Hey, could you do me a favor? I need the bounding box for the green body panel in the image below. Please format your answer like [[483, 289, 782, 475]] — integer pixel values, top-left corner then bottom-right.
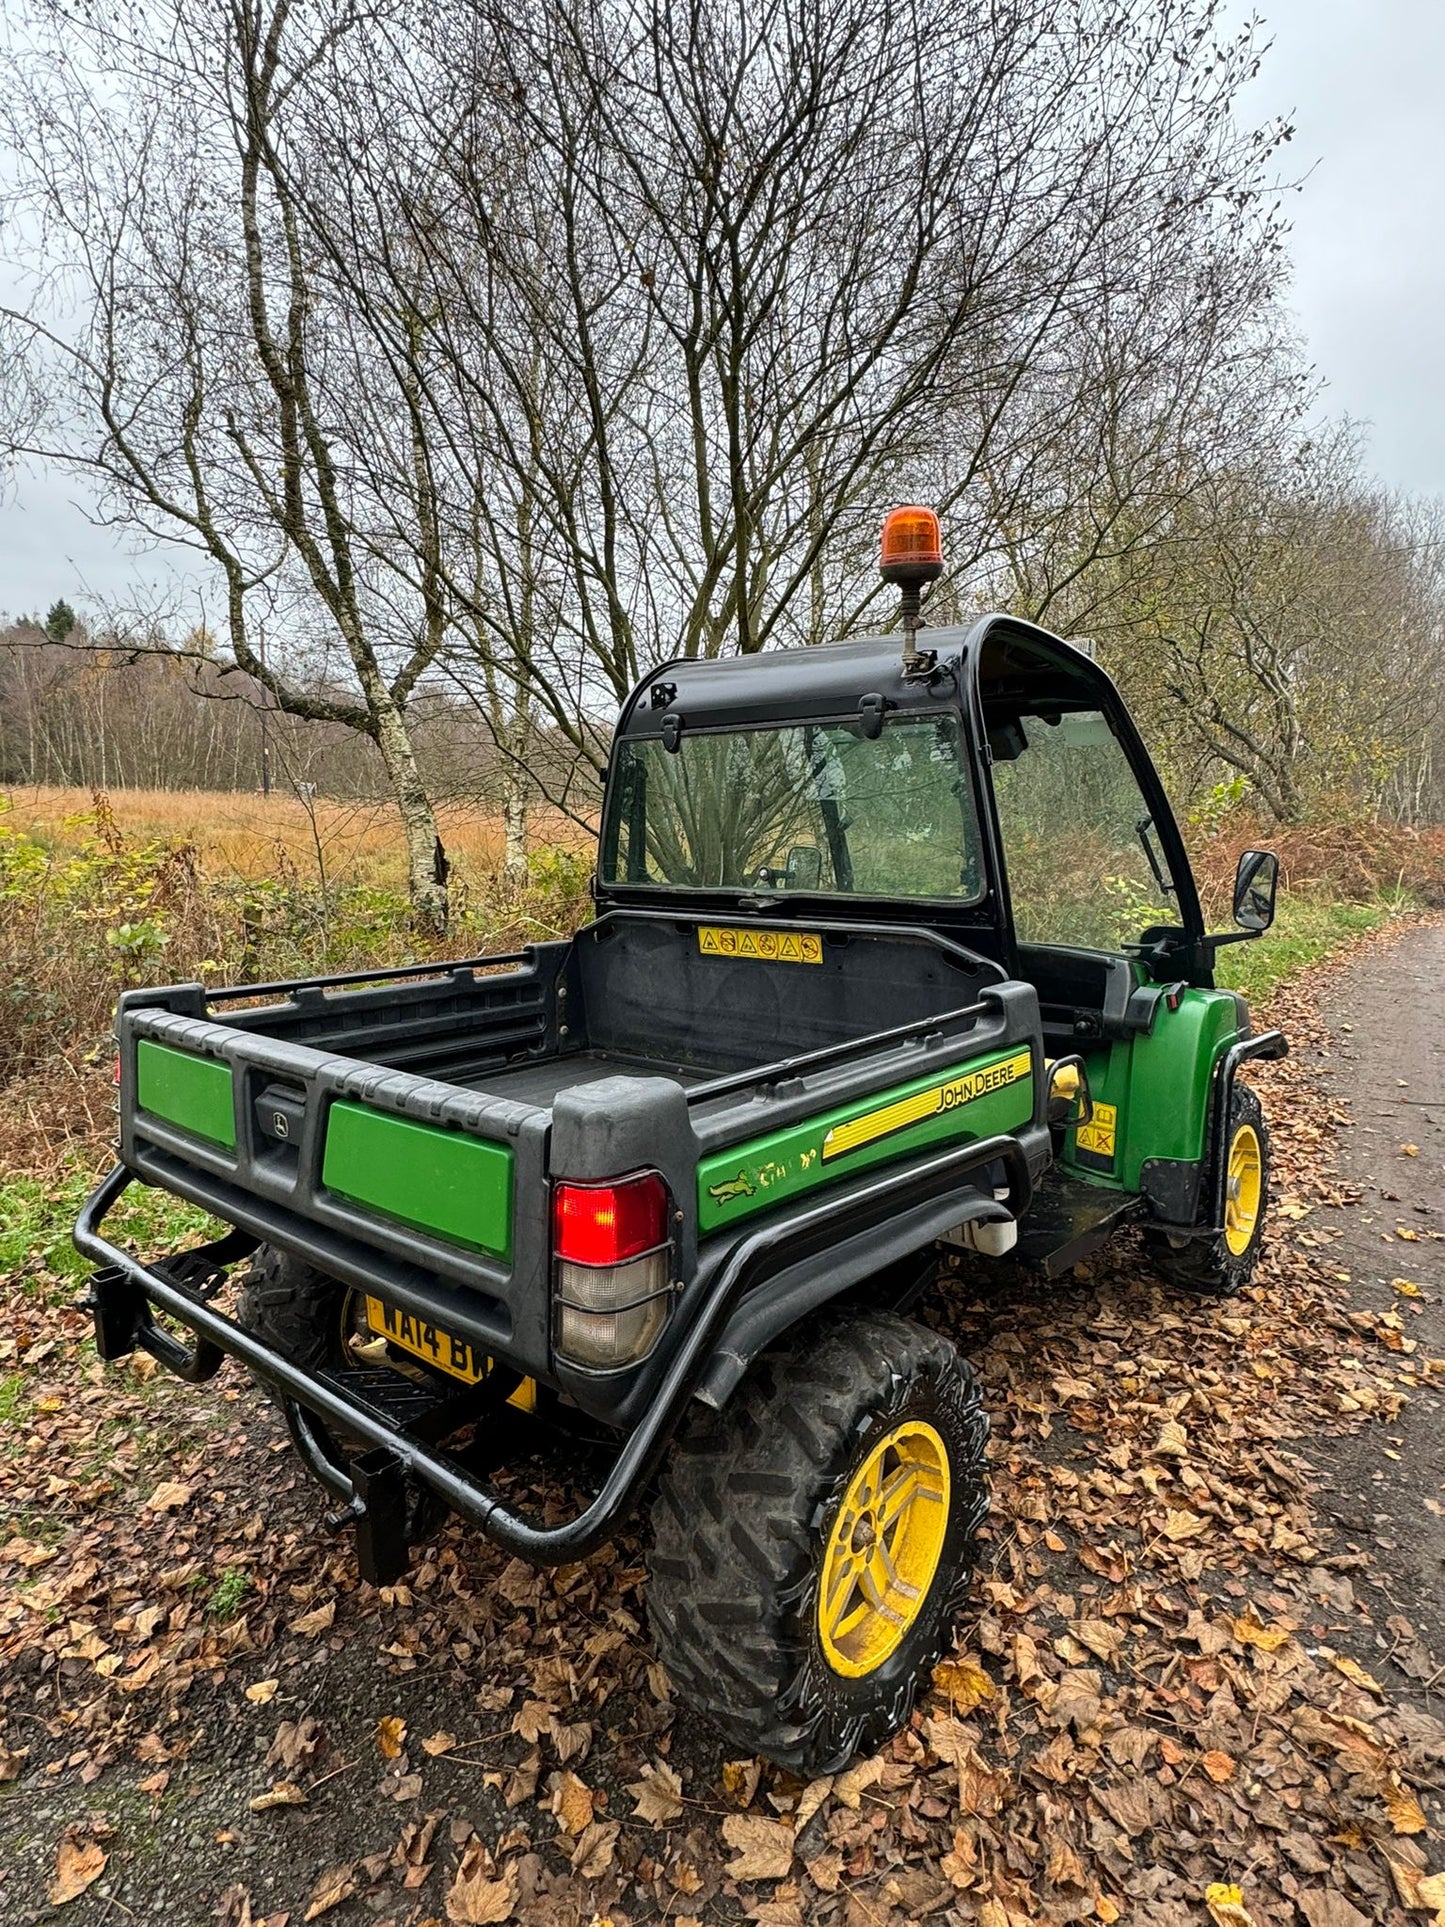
[[321, 1101, 514, 1260], [1063, 986, 1241, 1191], [136, 1041, 236, 1149], [697, 1044, 1035, 1234]]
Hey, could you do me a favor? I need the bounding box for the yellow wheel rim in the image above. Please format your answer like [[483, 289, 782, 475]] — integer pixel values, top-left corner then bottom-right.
[[1223, 1122, 1263, 1256], [817, 1419, 951, 1678]]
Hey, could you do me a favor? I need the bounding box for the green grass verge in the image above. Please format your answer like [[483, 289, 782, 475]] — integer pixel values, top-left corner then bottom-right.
[[1213, 891, 1406, 1003], [0, 1165, 220, 1296]]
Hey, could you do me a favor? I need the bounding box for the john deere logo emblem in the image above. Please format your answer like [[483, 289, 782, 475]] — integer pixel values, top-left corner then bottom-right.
[[272, 1110, 290, 1139]]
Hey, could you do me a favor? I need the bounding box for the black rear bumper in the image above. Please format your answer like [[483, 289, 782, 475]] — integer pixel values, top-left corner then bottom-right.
[[74, 1134, 1031, 1581]]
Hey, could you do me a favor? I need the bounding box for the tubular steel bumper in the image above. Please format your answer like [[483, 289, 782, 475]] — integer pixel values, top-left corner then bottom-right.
[[74, 1134, 1030, 1581]]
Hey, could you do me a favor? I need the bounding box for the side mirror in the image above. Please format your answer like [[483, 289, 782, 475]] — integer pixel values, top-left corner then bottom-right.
[[1047, 1055, 1094, 1130], [1233, 849, 1279, 932], [785, 845, 823, 891]]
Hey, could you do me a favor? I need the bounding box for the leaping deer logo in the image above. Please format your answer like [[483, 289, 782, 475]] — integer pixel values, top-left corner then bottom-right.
[[708, 1170, 756, 1205]]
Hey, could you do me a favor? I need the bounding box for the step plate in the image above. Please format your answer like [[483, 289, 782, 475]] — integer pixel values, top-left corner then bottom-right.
[[1017, 1174, 1142, 1279]]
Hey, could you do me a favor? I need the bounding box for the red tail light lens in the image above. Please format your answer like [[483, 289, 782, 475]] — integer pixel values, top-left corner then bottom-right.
[[554, 1172, 668, 1266]]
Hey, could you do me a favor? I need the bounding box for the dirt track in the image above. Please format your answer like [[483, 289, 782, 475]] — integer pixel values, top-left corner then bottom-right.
[[1303, 923, 1445, 1671], [5, 921, 1445, 1927]]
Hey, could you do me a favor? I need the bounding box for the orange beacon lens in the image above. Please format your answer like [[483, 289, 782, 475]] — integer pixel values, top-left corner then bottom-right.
[[879, 506, 943, 582]]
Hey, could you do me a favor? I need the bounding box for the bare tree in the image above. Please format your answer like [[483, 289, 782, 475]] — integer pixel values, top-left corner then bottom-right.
[[0, 0, 454, 928]]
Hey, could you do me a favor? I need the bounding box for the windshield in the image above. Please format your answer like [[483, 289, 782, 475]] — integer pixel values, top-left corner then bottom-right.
[[601, 715, 983, 900]]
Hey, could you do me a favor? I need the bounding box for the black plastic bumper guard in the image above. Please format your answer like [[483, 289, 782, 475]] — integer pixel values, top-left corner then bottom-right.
[[75, 1135, 1030, 1584]]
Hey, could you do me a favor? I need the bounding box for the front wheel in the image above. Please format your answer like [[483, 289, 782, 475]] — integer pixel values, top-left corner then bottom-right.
[[1145, 1082, 1270, 1297], [646, 1311, 990, 1774]]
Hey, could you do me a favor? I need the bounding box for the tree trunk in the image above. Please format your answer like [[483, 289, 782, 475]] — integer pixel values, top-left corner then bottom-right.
[[502, 759, 528, 882], [373, 701, 448, 934]]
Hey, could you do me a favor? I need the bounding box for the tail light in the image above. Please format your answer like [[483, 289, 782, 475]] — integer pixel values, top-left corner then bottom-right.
[[552, 1172, 673, 1371]]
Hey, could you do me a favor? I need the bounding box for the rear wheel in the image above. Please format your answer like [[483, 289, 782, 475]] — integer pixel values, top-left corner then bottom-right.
[[646, 1311, 989, 1774], [1146, 1082, 1269, 1297]]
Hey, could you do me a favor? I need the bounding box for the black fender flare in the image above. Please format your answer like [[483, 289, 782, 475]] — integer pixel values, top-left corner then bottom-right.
[[689, 1127, 1047, 1410]]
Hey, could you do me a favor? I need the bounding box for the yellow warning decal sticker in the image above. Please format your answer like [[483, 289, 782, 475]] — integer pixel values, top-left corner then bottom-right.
[[822, 1049, 1032, 1163], [698, 925, 823, 965], [1075, 1100, 1117, 1160]]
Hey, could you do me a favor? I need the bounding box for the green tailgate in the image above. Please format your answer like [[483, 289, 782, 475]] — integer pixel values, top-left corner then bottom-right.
[[322, 1101, 513, 1260], [136, 1040, 236, 1148], [698, 1044, 1034, 1232]]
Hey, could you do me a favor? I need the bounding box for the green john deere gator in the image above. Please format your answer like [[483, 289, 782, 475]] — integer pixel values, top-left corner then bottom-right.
[[76, 506, 1284, 1772]]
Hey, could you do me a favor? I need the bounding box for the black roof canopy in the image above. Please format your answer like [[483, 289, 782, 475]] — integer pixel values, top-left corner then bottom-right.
[[614, 615, 1108, 742]]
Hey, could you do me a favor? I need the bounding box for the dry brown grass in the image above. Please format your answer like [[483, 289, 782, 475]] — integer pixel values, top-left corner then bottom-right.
[[3, 785, 590, 889]]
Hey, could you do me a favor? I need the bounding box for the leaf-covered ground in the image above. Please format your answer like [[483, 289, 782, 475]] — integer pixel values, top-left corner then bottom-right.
[[2, 919, 1444, 1927]]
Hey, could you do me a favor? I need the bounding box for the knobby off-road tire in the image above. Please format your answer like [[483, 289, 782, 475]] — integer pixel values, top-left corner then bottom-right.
[[236, 1244, 352, 1378], [1146, 1082, 1270, 1298], [647, 1311, 989, 1774]]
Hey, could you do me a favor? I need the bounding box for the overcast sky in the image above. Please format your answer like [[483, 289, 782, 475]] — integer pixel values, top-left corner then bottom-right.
[[2, 0, 1443, 623]]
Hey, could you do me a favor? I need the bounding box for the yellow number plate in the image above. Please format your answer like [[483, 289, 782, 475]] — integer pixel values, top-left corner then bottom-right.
[[364, 1295, 487, 1384]]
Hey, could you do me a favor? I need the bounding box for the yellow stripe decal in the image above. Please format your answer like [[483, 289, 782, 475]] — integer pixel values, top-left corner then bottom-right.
[[822, 1049, 1032, 1162]]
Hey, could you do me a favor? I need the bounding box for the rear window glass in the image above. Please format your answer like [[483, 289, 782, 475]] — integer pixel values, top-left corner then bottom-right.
[[600, 715, 983, 901]]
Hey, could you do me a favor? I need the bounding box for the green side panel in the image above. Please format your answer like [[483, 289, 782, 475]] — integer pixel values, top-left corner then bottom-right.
[[322, 1101, 513, 1260], [136, 1040, 236, 1149], [1063, 987, 1241, 1191], [698, 1045, 1035, 1234]]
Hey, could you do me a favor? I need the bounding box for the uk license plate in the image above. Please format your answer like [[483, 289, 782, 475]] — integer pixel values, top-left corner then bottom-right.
[[364, 1295, 487, 1385]]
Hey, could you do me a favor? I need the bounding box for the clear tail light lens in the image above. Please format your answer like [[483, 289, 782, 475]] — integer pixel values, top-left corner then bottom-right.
[[553, 1173, 673, 1371]]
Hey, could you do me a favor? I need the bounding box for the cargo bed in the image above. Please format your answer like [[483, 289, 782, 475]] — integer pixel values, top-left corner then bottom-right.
[[109, 910, 1040, 1408]]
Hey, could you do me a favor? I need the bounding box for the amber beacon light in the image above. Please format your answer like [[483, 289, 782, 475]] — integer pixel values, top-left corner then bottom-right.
[[879, 505, 943, 672]]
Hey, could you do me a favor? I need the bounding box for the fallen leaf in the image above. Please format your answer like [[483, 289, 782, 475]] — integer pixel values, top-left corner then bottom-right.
[[291, 1600, 336, 1638], [446, 1841, 515, 1925], [932, 1654, 995, 1711], [722, 1758, 761, 1807], [48, 1836, 107, 1906], [1161, 1507, 1209, 1542], [1392, 1278, 1425, 1297], [244, 1679, 279, 1705], [550, 1769, 594, 1835], [1329, 1653, 1383, 1695], [0, 1745, 26, 1783], [303, 1864, 357, 1921], [1202, 1750, 1237, 1784], [144, 1479, 193, 1511], [832, 1756, 883, 1808], [1205, 1881, 1256, 1926], [569, 1819, 619, 1878], [1233, 1608, 1292, 1652], [249, 1780, 308, 1812], [1296, 1892, 1371, 1927], [627, 1760, 684, 1824], [1156, 1419, 1189, 1457], [794, 1776, 833, 1831], [375, 1715, 408, 1761], [1384, 1782, 1429, 1835], [1417, 1873, 1445, 1906], [421, 1730, 457, 1757], [1401, 1143, 1421, 1156], [722, 1812, 795, 1882]]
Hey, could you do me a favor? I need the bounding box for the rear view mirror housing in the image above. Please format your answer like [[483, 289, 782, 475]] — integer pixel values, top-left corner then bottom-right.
[[1232, 849, 1279, 932]]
